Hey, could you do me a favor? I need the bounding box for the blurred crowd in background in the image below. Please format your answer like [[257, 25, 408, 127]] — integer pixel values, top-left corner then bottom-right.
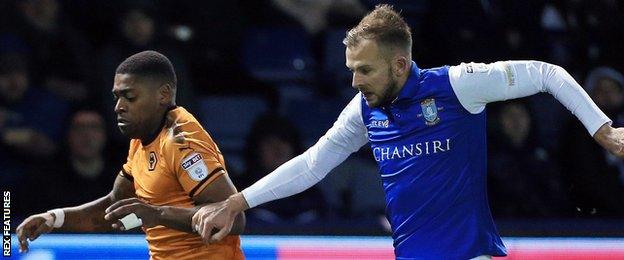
[[1, 0, 623, 235]]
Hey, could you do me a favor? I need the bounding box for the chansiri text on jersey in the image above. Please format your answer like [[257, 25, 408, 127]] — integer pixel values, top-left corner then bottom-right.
[[373, 138, 451, 162]]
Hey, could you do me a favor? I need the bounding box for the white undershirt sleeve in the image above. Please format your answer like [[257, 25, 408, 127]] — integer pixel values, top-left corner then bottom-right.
[[241, 94, 369, 208], [448, 60, 611, 136]]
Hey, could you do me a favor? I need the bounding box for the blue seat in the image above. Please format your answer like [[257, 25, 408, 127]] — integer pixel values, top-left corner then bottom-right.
[[243, 27, 315, 82], [283, 97, 346, 146], [198, 96, 268, 153]]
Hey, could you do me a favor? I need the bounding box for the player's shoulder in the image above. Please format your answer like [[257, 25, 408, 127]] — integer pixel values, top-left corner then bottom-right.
[[161, 107, 215, 151], [420, 65, 451, 81]]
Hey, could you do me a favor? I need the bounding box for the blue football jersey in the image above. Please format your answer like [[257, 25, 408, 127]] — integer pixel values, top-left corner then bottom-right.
[[361, 63, 506, 259]]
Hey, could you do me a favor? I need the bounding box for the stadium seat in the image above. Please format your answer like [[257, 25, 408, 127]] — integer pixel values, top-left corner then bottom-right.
[[282, 96, 346, 146], [198, 96, 268, 153], [242, 27, 315, 82]]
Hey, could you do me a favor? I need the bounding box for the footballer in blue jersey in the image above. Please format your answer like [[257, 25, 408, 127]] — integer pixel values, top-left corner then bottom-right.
[[194, 4, 624, 260]]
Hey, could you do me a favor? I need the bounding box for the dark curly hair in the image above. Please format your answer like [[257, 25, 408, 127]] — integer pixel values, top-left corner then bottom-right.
[[115, 50, 177, 89]]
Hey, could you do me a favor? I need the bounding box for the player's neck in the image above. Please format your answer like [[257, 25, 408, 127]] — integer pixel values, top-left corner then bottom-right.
[[140, 106, 177, 146], [388, 62, 412, 104]]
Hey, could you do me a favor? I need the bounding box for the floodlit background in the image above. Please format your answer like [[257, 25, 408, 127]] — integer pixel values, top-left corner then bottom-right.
[[1, 0, 623, 259]]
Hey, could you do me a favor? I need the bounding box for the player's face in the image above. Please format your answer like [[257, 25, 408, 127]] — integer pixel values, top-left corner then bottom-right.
[[346, 39, 399, 107], [112, 74, 164, 140]]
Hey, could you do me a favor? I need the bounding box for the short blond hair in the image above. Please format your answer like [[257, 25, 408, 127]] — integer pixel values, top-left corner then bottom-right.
[[343, 4, 412, 58]]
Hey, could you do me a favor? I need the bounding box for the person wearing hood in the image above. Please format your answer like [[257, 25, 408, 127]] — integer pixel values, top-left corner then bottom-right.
[[560, 66, 624, 217]]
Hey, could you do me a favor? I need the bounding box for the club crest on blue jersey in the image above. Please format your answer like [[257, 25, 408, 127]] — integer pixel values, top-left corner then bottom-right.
[[421, 98, 440, 126]]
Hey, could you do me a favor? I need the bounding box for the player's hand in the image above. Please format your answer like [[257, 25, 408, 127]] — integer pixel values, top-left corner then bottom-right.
[[594, 123, 624, 157], [192, 193, 248, 244], [16, 212, 55, 253], [104, 198, 160, 230]]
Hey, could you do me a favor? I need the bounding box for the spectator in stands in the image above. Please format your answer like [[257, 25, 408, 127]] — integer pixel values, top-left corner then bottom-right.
[[33, 110, 119, 210], [539, 1, 572, 68], [487, 101, 570, 218], [0, 0, 93, 105], [561, 67, 624, 217], [240, 114, 327, 224], [0, 52, 69, 216], [569, 0, 624, 72], [0, 53, 68, 159]]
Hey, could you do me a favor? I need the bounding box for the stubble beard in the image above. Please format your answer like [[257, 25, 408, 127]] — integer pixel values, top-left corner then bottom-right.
[[378, 71, 400, 107]]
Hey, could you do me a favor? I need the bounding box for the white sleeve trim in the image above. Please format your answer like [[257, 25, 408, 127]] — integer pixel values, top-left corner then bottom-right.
[[449, 60, 611, 136], [242, 94, 368, 208]]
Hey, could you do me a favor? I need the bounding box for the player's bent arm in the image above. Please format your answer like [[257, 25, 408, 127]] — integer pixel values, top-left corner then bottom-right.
[[56, 174, 135, 232], [192, 94, 369, 243], [449, 60, 624, 156], [192, 95, 369, 243], [104, 173, 245, 234], [449, 60, 611, 136], [191, 140, 356, 244], [241, 94, 368, 208]]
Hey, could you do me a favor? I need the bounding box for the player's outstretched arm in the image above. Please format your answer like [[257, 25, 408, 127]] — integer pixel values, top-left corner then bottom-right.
[[593, 123, 624, 157], [190, 94, 369, 244], [16, 174, 135, 253], [104, 174, 245, 234]]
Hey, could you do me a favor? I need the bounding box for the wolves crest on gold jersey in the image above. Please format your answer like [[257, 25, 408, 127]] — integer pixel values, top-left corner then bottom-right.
[[120, 107, 243, 260]]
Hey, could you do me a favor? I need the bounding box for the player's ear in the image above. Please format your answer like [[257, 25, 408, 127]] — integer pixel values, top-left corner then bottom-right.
[[394, 56, 409, 77], [158, 83, 173, 105]]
